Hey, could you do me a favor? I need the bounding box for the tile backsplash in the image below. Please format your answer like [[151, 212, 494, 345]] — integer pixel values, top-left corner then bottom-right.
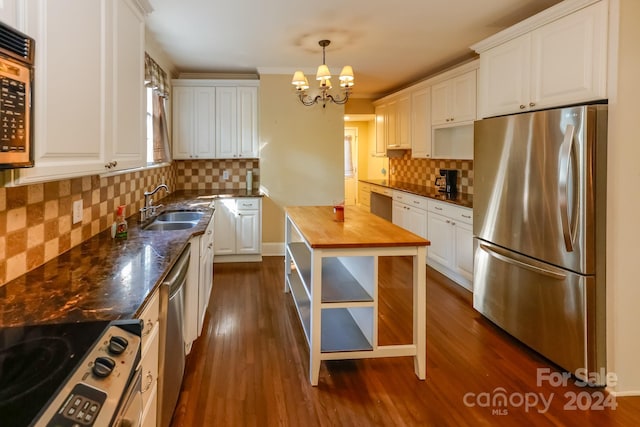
[[0, 159, 260, 286], [175, 159, 259, 191], [389, 151, 473, 194]]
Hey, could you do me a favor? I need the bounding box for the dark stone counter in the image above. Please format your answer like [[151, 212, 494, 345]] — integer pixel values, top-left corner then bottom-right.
[[360, 179, 473, 209], [0, 190, 262, 327]]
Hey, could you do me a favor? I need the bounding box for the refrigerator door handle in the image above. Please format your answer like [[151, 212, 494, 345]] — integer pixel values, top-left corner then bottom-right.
[[479, 243, 567, 280], [558, 124, 575, 252]]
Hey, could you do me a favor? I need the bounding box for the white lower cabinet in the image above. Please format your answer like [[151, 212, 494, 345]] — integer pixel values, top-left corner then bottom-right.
[[185, 211, 215, 354], [392, 191, 428, 247], [358, 182, 371, 209], [214, 197, 262, 261], [136, 288, 160, 427], [426, 200, 473, 290]]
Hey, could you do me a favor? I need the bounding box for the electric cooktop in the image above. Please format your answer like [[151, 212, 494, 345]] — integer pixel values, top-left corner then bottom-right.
[[0, 320, 111, 427]]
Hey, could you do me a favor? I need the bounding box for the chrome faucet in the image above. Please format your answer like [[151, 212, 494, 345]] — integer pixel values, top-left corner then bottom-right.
[[140, 184, 170, 221]]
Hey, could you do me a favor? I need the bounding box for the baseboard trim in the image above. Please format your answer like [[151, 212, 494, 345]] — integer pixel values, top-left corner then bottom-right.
[[214, 254, 262, 263], [261, 242, 284, 256]]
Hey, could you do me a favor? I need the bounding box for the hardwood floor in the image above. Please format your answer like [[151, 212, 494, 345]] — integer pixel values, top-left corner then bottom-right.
[[171, 256, 640, 426]]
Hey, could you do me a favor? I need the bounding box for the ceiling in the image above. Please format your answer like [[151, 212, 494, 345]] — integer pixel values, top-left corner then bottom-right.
[[145, 0, 562, 99]]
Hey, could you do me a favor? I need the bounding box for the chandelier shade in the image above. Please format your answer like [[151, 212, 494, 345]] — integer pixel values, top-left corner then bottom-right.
[[291, 39, 354, 108]]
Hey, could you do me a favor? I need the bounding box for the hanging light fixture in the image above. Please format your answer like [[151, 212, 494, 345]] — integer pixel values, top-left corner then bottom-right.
[[291, 39, 354, 108]]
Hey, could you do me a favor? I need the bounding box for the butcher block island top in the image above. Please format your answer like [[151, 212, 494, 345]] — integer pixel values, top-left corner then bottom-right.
[[284, 205, 429, 386], [284, 205, 430, 249]]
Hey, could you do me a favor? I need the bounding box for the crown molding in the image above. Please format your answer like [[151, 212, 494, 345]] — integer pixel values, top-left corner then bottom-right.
[[471, 0, 605, 53]]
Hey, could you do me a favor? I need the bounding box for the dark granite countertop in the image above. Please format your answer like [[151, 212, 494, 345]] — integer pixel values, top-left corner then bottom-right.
[[0, 189, 262, 328], [360, 179, 473, 209]]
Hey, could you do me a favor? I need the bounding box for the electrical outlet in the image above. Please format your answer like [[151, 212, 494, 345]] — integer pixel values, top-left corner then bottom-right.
[[222, 170, 229, 180], [72, 200, 83, 224]]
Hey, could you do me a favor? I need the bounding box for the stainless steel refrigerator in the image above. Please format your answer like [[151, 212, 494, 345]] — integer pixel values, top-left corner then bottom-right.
[[473, 104, 607, 385]]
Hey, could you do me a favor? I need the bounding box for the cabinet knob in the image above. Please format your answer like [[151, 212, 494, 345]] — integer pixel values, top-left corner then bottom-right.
[[446, 219, 451, 224], [451, 221, 456, 226], [529, 102, 536, 107], [519, 105, 526, 109]]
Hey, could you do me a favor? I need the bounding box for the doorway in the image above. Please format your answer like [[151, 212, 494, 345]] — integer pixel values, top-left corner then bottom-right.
[[344, 127, 358, 205]]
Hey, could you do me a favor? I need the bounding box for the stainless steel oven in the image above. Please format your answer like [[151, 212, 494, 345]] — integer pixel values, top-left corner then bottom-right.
[[0, 319, 142, 426], [0, 20, 35, 168]]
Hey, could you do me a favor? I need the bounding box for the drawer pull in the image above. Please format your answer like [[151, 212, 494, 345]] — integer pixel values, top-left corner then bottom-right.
[[461, 214, 471, 219], [435, 206, 443, 211]]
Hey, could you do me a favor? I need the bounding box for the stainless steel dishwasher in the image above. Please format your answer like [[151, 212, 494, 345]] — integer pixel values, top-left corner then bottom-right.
[[158, 243, 190, 427]]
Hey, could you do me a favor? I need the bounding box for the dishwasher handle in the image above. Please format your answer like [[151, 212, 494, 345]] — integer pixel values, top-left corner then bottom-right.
[[163, 243, 191, 296]]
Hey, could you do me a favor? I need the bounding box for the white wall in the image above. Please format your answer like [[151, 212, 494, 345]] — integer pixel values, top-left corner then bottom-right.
[[606, 0, 640, 395]]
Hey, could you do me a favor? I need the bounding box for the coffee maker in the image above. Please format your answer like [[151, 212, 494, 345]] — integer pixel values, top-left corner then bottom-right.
[[435, 169, 457, 194]]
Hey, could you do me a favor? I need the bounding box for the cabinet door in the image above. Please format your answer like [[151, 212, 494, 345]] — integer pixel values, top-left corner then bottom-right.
[[198, 219, 214, 336], [172, 87, 194, 159], [109, 0, 146, 170], [0, 0, 20, 29], [406, 206, 427, 239], [530, 1, 608, 109], [427, 212, 454, 267], [374, 104, 387, 156], [454, 221, 474, 282], [451, 71, 477, 123], [213, 200, 237, 255], [16, 0, 108, 183], [215, 86, 238, 158], [193, 87, 216, 158], [392, 201, 406, 228], [431, 81, 451, 125], [236, 210, 260, 254], [385, 100, 398, 148], [396, 95, 411, 148], [411, 87, 431, 158], [478, 35, 531, 118], [237, 86, 258, 158]]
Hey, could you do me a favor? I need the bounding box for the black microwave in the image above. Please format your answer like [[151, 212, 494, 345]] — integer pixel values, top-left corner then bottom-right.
[[0, 20, 34, 169]]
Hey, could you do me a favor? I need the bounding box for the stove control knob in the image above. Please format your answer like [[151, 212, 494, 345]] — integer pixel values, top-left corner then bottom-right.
[[108, 335, 129, 355], [92, 356, 116, 378]]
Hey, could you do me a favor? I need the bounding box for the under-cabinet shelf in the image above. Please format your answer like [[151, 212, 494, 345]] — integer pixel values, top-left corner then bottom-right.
[[320, 308, 373, 353], [287, 242, 374, 304]]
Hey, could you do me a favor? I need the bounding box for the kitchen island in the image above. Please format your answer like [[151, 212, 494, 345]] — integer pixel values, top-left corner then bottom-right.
[[284, 205, 430, 385]]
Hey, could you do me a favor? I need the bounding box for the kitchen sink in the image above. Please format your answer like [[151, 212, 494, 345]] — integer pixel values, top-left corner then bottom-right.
[[156, 211, 204, 222], [143, 221, 197, 231]]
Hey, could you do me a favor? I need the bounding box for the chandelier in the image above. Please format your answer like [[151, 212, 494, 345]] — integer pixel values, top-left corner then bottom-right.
[[291, 40, 354, 108]]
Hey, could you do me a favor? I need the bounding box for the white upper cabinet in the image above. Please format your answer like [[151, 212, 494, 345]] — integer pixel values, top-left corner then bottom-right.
[[431, 70, 476, 125], [237, 86, 259, 158], [216, 85, 259, 158], [0, 0, 21, 29], [172, 86, 216, 159], [172, 80, 259, 160], [11, 0, 149, 185], [411, 87, 431, 158], [475, 0, 608, 118], [374, 103, 387, 156], [109, 0, 146, 170]]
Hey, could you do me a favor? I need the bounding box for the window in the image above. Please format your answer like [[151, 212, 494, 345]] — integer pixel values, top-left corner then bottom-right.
[[146, 87, 154, 164]]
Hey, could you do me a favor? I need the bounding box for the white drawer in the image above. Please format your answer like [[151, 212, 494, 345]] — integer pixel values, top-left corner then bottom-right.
[[392, 190, 428, 210], [370, 185, 393, 197], [236, 198, 260, 210], [359, 182, 371, 192], [427, 200, 473, 224], [451, 206, 473, 225], [138, 289, 159, 350]]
